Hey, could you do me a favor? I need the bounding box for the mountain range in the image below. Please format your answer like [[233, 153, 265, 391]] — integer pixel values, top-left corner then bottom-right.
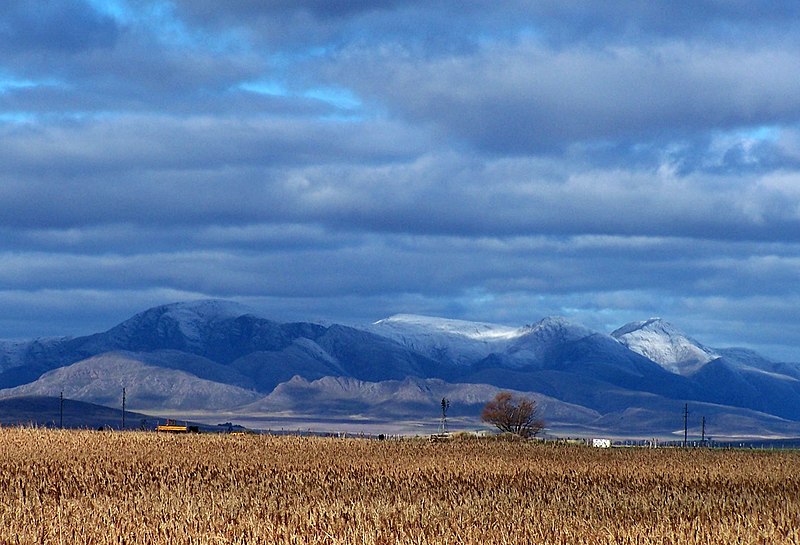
[[1, 300, 799, 438]]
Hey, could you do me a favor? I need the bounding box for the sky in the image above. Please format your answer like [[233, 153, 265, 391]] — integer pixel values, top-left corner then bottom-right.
[[2, 1, 800, 361]]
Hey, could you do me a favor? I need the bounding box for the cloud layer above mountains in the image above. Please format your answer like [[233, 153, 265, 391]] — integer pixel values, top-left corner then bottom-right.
[[2, 1, 800, 360]]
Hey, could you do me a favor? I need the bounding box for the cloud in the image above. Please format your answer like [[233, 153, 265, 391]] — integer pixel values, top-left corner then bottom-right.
[[3, 126, 800, 243], [0, 114, 425, 173], [1, 222, 798, 359], [0, 2, 265, 119], [171, 1, 800, 48], [1, 1, 800, 362], [328, 41, 800, 153], [0, 0, 120, 54]]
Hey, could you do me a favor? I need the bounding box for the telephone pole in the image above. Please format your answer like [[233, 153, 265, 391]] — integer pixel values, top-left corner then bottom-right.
[[59, 391, 64, 429], [122, 387, 126, 430], [701, 416, 706, 445], [683, 403, 689, 448]]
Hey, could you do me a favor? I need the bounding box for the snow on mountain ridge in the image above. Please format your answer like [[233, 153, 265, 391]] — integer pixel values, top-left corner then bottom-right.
[[111, 299, 258, 347], [611, 318, 718, 375], [369, 314, 527, 366], [369, 314, 599, 367], [523, 316, 594, 341], [501, 316, 601, 367], [0, 337, 69, 373], [373, 314, 524, 340], [154, 299, 256, 324], [162, 300, 256, 342], [0, 340, 34, 370], [611, 317, 664, 338]]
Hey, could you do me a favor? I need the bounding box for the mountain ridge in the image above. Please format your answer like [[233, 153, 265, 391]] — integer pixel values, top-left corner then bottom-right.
[[1, 300, 799, 436]]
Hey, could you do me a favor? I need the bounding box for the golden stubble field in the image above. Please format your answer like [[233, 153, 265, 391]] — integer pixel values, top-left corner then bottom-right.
[[0, 428, 798, 544]]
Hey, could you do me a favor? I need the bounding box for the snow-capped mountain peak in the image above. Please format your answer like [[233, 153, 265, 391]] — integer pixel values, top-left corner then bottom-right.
[[611, 318, 718, 375], [156, 300, 256, 322], [523, 316, 594, 342], [369, 314, 527, 366], [99, 299, 260, 353]]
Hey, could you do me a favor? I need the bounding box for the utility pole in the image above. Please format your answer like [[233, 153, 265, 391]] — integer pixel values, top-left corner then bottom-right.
[[701, 416, 706, 445], [122, 387, 126, 430], [683, 403, 689, 448], [59, 391, 64, 429]]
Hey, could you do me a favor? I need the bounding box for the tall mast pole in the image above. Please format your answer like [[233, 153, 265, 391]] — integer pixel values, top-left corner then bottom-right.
[[683, 403, 689, 448], [122, 387, 126, 430]]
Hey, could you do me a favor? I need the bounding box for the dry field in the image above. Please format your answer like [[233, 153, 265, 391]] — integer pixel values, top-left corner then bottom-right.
[[0, 428, 798, 544]]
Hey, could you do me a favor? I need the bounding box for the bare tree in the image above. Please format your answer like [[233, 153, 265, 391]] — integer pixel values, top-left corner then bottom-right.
[[481, 392, 545, 438]]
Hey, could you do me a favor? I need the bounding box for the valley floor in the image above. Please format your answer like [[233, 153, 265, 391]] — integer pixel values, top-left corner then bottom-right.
[[1, 428, 799, 544]]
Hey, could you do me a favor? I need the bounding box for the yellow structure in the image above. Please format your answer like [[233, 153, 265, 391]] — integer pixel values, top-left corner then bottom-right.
[[156, 419, 197, 433]]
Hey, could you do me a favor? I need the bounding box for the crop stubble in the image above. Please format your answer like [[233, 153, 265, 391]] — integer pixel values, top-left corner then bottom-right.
[[0, 428, 798, 544]]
